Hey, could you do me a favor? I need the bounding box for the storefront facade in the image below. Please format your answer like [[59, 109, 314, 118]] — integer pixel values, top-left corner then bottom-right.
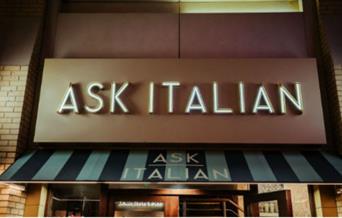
[[1, 0, 342, 216]]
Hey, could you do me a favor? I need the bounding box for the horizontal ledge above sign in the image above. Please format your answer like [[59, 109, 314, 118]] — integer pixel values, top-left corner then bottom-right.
[[34, 58, 326, 144]]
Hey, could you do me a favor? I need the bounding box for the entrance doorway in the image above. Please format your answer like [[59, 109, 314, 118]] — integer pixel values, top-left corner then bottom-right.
[[45, 184, 294, 217], [105, 187, 293, 217], [107, 189, 242, 217]]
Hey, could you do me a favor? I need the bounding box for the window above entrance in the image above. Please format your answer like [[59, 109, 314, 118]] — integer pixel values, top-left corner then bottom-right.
[[179, 0, 303, 13], [61, 0, 303, 13]]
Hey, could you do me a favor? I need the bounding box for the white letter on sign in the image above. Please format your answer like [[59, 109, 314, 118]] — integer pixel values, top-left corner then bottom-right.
[[252, 85, 275, 114], [162, 81, 180, 113], [279, 83, 303, 114], [57, 84, 79, 113], [239, 82, 246, 114], [110, 82, 130, 113], [84, 82, 104, 113], [185, 86, 207, 113], [148, 82, 155, 114], [213, 82, 233, 114]]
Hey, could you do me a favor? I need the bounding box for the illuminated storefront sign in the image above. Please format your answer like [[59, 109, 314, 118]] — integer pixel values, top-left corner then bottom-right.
[[57, 81, 303, 115], [34, 59, 326, 144]]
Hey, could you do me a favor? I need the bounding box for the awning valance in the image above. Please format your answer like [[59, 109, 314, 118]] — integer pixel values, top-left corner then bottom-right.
[[1, 150, 341, 183]]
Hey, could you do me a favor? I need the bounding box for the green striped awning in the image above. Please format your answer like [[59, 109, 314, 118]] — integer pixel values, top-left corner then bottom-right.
[[0, 150, 342, 183]]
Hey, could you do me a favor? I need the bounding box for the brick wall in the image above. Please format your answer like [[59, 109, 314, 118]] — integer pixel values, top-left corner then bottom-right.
[[335, 65, 342, 121], [0, 0, 45, 215], [314, 0, 342, 152], [318, 0, 342, 215], [0, 0, 46, 167], [0, 184, 26, 216], [335, 49, 342, 214], [0, 66, 28, 175]]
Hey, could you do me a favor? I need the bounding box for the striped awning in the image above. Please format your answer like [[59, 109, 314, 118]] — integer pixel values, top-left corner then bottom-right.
[[1, 150, 342, 183]]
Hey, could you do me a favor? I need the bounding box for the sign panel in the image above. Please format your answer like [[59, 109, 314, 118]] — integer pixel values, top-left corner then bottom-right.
[[34, 59, 326, 144]]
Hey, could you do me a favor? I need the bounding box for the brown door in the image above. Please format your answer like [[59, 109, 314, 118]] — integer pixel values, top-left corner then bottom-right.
[[109, 194, 179, 217]]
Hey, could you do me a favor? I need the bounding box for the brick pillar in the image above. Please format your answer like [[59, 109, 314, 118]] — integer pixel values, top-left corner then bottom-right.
[[318, 0, 342, 213], [0, 0, 46, 216], [0, 65, 29, 217], [0, 184, 26, 216], [335, 64, 342, 124], [0, 65, 28, 174]]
